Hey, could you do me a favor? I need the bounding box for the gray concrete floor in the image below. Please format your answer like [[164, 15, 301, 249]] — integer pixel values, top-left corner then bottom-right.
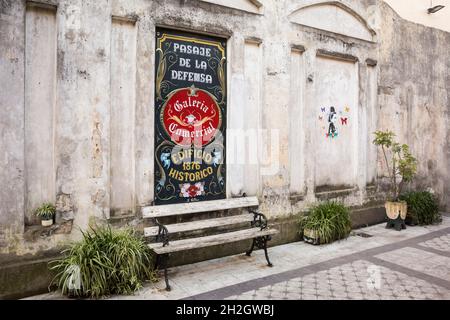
[[27, 214, 450, 300]]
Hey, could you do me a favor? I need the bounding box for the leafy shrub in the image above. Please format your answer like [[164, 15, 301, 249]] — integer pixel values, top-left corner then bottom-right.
[[35, 203, 56, 220], [299, 201, 352, 245], [400, 191, 441, 225], [49, 226, 157, 298]]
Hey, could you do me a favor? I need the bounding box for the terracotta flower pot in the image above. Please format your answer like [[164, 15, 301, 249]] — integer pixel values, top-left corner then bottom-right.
[[303, 228, 321, 245], [385, 201, 407, 231], [41, 219, 53, 227]]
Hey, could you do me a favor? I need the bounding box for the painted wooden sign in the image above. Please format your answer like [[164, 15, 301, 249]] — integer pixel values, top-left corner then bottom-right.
[[154, 28, 227, 205]]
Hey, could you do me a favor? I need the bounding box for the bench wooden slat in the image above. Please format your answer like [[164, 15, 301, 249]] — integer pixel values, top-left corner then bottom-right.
[[142, 196, 259, 218], [144, 214, 255, 237], [149, 227, 278, 255]]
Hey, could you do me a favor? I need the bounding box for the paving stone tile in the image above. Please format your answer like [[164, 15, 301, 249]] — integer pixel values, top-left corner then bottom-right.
[[375, 247, 450, 281], [302, 294, 318, 300], [230, 258, 450, 300], [419, 235, 450, 253]]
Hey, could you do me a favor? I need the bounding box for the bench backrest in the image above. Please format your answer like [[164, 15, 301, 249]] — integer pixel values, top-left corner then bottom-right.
[[142, 196, 259, 219]]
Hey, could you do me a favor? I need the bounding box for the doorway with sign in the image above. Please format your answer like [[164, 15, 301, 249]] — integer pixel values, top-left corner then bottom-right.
[[154, 28, 227, 205]]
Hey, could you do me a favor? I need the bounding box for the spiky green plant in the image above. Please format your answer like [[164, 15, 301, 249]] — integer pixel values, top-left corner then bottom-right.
[[400, 191, 441, 225], [299, 201, 352, 245], [49, 226, 157, 298], [35, 203, 56, 220]]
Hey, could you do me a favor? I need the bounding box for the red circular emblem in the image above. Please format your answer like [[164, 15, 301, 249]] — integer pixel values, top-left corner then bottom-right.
[[162, 86, 221, 146]]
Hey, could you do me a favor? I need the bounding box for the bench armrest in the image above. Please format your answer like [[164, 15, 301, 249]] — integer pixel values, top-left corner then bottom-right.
[[154, 218, 170, 247], [249, 210, 268, 231]]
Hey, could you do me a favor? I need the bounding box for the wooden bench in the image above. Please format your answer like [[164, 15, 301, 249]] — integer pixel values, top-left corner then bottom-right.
[[142, 196, 278, 290]]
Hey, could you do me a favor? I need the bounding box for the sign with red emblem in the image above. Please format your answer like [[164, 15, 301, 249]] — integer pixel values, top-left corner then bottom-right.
[[154, 28, 227, 205], [162, 85, 221, 147]]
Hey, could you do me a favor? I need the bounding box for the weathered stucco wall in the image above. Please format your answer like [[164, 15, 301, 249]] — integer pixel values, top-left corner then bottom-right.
[[377, 2, 450, 209], [0, 0, 448, 262], [0, 0, 25, 247]]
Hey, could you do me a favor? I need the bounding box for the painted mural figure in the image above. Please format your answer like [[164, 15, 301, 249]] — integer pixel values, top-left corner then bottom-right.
[[327, 106, 338, 138]]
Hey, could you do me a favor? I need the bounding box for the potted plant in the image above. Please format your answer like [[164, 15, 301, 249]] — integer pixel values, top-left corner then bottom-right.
[[49, 226, 158, 298], [373, 130, 417, 231], [400, 190, 441, 226], [299, 201, 352, 245], [35, 202, 56, 227]]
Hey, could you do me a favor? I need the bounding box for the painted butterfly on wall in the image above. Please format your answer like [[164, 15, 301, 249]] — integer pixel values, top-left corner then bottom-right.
[[341, 117, 348, 125], [321, 107, 326, 113]]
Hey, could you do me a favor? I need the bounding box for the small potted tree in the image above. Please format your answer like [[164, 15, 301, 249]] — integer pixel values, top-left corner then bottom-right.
[[373, 130, 417, 231], [35, 202, 56, 227]]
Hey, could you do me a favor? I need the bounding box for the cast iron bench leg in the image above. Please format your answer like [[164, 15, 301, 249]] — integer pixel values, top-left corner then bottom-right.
[[245, 236, 273, 267], [262, 236, 273, 267], [160, 253, 171, 291], [246, 239, 256, 257]]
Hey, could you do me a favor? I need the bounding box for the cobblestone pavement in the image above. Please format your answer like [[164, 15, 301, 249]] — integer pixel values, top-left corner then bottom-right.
[[28, 215, 450, 300], [224, 260, 449, 300], [419, 234, 450, 253]]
